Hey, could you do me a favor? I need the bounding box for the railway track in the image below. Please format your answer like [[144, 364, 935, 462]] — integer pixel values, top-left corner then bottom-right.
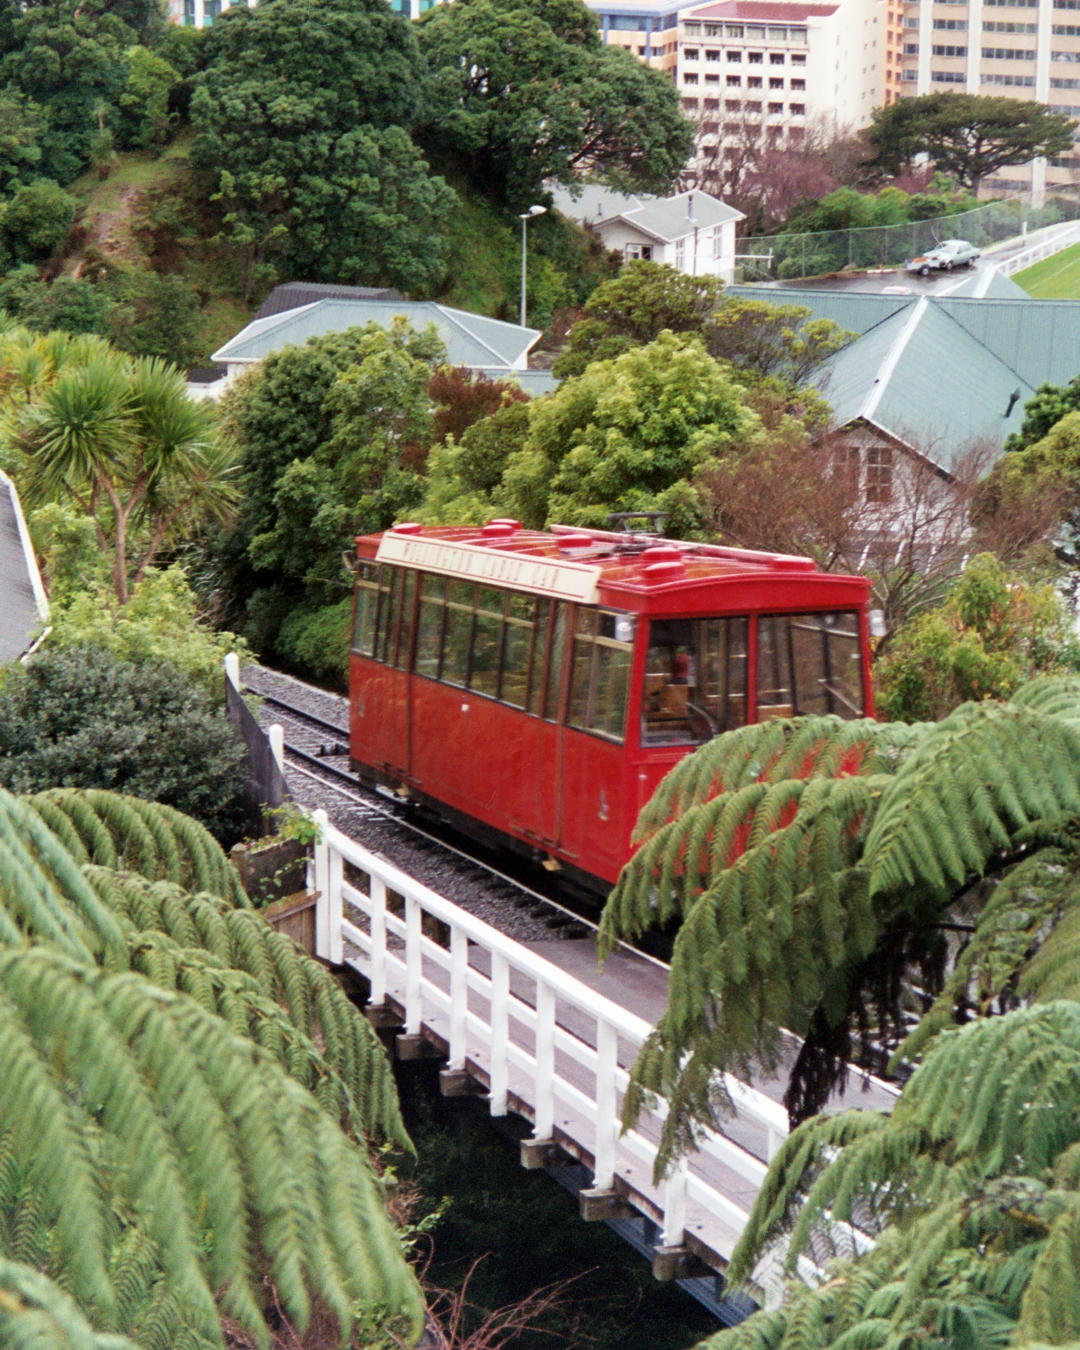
[[242, 665, 597, 943]]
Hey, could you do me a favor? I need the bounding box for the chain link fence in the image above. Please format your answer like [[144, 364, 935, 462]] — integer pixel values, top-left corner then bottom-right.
[[734, 190, 1080, 282]]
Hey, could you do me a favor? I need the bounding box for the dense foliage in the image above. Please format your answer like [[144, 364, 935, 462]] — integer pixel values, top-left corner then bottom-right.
[[867, 92, 1076, 193], [874, 553, 1080, 720], [600, 676, 1080, 1146], [416, 0, 692, 206], [0, 645, 249, 843], [0, 786, 419, 1348]]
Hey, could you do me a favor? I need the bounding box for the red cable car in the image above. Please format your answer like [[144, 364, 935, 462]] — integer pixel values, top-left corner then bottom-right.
[[347, 521, 873, 892]]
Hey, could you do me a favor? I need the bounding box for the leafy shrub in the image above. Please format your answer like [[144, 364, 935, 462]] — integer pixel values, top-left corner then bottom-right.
[[0, 645, 249, 843], [276, 596, 352, 688]]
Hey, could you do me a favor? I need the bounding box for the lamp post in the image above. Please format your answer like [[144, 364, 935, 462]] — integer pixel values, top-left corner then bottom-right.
[[519, 204, 547, 328]]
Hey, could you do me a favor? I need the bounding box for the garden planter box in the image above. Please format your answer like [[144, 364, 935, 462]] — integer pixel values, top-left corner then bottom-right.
[[260, 889, 318, 954], [231, 836, 317, 952]]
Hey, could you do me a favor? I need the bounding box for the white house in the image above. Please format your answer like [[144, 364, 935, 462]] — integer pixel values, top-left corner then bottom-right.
[[551, 185, 745, 281]]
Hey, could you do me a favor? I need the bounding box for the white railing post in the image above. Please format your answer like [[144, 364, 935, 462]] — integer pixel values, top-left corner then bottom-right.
[[448, 927, 468, 1071], [326, 837, 343, 965], [311, 808, 331, 960], [268, 723, 285, 774], [369, 875, 387, 1006], [661, 1155, 689, 1247], [593, 1020, 618, 1191], [489, 952, 510, 1116], [405, 897, 423, 1036], [531, 982, 556, 1142], [224, 651, 240, 690]]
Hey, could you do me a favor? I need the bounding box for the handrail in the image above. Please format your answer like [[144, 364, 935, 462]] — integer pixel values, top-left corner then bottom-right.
[[996, 222, 1080, 276]]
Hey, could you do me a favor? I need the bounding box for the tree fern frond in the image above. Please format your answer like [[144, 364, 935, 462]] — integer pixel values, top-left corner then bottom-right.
[[865, 703, 1080, 901], [0, 1257, 137, 1350]]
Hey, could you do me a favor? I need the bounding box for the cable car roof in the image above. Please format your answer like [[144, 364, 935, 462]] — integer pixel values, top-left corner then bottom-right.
[[357, 521, 869, 611]]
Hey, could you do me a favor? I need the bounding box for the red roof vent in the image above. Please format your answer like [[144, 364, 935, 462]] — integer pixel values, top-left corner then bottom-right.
[[558, 533, 595, 550], [643, 560, 686, 582], [481, 521, 516, 537], [640, 546, 682, 563], [391, 522, 423, 535], [488, 518, 521, 531]]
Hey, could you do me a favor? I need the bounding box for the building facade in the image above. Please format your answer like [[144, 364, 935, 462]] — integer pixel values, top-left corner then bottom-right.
[[900, 0, 1080, 193]]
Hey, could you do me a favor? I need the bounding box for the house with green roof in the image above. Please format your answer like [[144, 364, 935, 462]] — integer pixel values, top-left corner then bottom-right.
[[728, 281, 1080, 514], [204, 297, 556, 399]]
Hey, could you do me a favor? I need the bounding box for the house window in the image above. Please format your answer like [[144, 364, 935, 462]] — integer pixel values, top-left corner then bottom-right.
[[675, 238, 686, 268], [625, 243, 653, 260], [866, 445, 893, 503]]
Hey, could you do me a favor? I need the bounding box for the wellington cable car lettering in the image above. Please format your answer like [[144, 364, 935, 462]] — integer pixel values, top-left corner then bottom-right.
[[377, 534, 602, 603]]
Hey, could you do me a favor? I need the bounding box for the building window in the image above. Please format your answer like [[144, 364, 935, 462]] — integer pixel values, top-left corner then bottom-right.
[[769, 76, 785, 87], [983, 44, 1036, 56], [728, 49, 742, 60], [933, 43, 967, 54], [989, 19, 1038, 29], [625, 243, 653, 260], [933, 70, 966, 81], [791, 51, 807, 63], [705, 72, 720, 83], [748, 75, 763, 86], [706, 47, 721, 59], [675, 238, 686, 268], [727, 73, 742, 85], [933, 18, 968, 27], [684, 73, 699, 85], [791, 77, 806, 88], [770, 51, 785, 63], [768, 101, 784, 112], [683, 47, 700, 59], [726, 23, 744, 36], [985, 71, 1035, 83], [746, 99, 763, 111], [748, 50, 764, 62], [904, 42, 919, 52], [790, 102, 806, 113], [866, 445, 893, 503]]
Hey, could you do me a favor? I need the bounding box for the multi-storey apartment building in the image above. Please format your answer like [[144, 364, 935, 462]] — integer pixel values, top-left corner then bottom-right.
[[675, 0, 885, 168], [900, 0, 1080, 193], [169, 0, 434, 21]]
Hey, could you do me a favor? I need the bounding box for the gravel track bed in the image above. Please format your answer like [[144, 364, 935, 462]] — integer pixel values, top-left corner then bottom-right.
[[242, 665, 577, 943]]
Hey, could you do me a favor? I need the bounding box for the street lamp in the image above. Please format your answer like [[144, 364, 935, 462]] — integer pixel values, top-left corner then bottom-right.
[[519, 204, 547, 328]]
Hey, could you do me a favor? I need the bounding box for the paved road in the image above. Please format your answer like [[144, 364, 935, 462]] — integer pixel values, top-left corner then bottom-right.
[[751, 218, 1080, 297]]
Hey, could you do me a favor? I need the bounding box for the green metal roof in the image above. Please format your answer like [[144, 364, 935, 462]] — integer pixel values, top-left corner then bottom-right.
[[936, 296, 1080, 388], [212, 299, 540, 371], [815, 297, 1034, 465]]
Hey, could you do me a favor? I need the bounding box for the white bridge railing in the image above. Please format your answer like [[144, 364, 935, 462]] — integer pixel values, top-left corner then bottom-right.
[[307, 809, 799, 1289], [996, 222, 1080, 275]]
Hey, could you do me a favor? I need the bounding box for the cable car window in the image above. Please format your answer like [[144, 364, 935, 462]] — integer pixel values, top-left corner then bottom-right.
[[416, 575, 445, 679], [544, 603, 569, 722], [374, 567, 401, 665], [352, 562, 380, 656], [442, 580, 474, 687], [642, 617, 748, 745], [501, 592, 533, 709], [569, 609, 632, 742], [469, 587, 504, 697], [394, 570, 416, 669], [756, 612, 864, 718]]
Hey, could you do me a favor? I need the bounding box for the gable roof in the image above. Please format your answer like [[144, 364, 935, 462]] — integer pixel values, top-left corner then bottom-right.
[[816, 299, 1034, 465], [728, 282, 1078, 468], [212, 299, 541, 371], [552, 185, 744, 241]]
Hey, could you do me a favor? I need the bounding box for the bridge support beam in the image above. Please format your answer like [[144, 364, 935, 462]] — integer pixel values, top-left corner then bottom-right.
[[439, 1068, 475, 1097], [395, 1033, 441, 1061], [651, 1245, 713, 1282], [364, 1004, 403, 1030], [520, 1138, 566, 1170], [579, 1187, 634, 1222]]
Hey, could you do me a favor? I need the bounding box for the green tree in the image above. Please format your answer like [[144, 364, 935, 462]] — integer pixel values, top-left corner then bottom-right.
[[0, 179, 78, 264], [0, 645, 249, 843], [500, 331, 761, 532], [191, 0, 452, 295], [553, 261, 850, 383], [0, 268, 112, 336], [417, 0, 693, 206], [0, 784, 420, 1348], [874, 552, 1080, 721], [600, 675, 1080, 1150], [1006, 370, 1080, 452], [7, 345, 237, 603], [0, 91, 43, 190], [116, 44, 179, 150], [868, 92, 1076, 193], [215, 320, 444, 662]]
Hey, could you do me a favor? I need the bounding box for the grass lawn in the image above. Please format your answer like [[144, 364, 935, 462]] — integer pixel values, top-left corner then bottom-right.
[[1013, 241, 1080, 297]]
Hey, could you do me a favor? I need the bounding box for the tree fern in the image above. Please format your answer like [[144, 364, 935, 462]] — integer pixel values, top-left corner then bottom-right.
[[605, 677, 1080, 1152], [0, 946, 423, 1348]]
